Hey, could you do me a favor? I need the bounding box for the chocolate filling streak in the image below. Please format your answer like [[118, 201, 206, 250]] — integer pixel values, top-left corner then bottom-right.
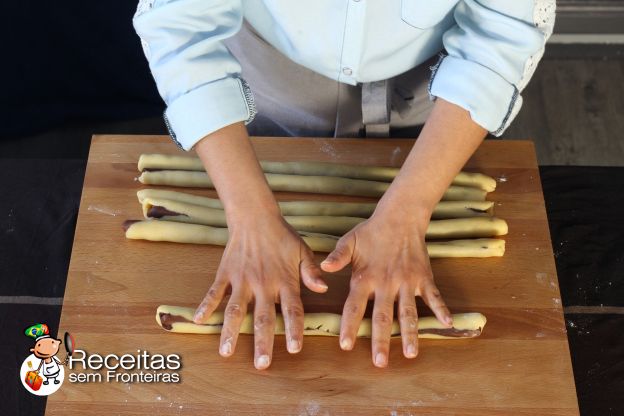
[[142, 168, 195, 172], [122, 220, 140, 232], [159, 313, 205, 330], [147, 206, 185, 219], [158, 313, 482, 337], [418, 328, 482, 338]]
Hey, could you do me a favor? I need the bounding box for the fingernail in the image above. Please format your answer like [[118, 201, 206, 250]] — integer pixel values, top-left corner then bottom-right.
[[375, 352, 387, 367], [340, 337, 352, 350], [445, 316, 453, 326], [193, 310, 204, 323], [288, 339, 301, 353], [406, 344, 417, 358], [220, 341, 232, 356], [256, 354, 270, 369], [321, 259, 332, 265], [318, 282, 329, 290]]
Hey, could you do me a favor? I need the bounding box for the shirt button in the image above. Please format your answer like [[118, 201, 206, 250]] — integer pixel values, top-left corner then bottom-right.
[[342, 67, 353, 76]]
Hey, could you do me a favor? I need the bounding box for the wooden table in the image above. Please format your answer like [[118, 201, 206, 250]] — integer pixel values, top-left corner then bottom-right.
[[46, 135, 579, 415]]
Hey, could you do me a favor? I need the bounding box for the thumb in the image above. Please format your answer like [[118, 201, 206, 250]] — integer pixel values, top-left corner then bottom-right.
[[300, 254, 328, 293], [321, 233, 355, 273]]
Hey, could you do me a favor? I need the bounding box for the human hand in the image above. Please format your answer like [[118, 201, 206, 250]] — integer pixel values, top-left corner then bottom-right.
[[193, 216, 328, 370], [321, 210, 452, 367]]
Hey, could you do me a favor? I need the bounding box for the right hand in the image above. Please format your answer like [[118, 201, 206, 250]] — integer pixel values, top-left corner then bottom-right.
[[192, 215, 328, 370]]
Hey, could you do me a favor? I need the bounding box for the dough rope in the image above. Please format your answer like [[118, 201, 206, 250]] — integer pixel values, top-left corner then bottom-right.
[[124, 220, 506, 257], [138, 154, 497, 192], [137, 189, 494, 219], [156, 305, 487, 339], [140, 197, 507, 238], [138, 170, 488, 200]]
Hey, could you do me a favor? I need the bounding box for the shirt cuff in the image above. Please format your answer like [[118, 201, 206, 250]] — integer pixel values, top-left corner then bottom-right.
[[163, 77, 257, 150], [428, 54, 522, 137]]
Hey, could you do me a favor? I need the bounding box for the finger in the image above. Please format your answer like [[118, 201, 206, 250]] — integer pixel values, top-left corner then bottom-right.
[[280, 287, 305, 354], [371, 290, 395, 367], [321, 233, 355, 273], [339, 279, 370, 351], [371, 289, 395, 368], [253, 294, 276, 370], [219, 289, 250, 358], [398, 284, 419, 359], [193, 274, 229, 323], [300, 250, 328, 293], [421, 281, 453, 327]]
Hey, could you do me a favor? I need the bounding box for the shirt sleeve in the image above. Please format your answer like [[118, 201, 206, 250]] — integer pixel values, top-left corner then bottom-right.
[[428, 0, 556, 136], [133, 0, 256, 150]]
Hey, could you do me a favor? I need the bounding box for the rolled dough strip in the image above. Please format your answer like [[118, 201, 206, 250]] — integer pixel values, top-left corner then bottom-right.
[[431, 200, 494, 219], [138, 154, 497, 192], [141, 198, 226, 224], [138, 154, 202, 172], [124, 219, 339, 252], [142, 198, 507, 238], [142, 196, 361, 235], [155, 305, 487, 339], [138, 170, 487, 201], [426, 238, 505, 258], [426, 217, 508, 239], [137, 189, 494, 219], [123, 220, 505, 257], [137, 189, 224, 209], [260, 161, 496, 193]]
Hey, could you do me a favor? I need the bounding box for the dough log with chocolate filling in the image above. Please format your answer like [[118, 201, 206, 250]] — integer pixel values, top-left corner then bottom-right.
[[124, 220, 506, 257], [137, 154, 497, 192], [140, 198, 507, 239], [156, 305, 487, 339], [137, 189, 495, 219]]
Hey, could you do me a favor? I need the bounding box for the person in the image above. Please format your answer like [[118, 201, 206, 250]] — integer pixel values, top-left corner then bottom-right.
[[133, 0, 555, 369]]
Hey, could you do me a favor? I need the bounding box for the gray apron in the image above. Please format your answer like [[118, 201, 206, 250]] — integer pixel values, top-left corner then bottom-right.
[[225, 21, 436, 138]]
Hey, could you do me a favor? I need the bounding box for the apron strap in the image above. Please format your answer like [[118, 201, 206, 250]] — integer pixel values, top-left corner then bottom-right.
[[361, 80, 391, 137]]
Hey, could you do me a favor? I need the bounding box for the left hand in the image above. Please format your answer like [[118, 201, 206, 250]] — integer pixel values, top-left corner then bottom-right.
[[320, 210, 453, 368]]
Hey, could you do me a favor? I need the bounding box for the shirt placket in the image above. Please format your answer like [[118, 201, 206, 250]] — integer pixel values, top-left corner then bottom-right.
[[337, 0, 367, 85]]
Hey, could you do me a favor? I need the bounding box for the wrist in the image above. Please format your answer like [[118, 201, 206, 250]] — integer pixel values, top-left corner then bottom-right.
[[371, 197, 431, 235], [382, 168, 443, 213], [225, 196, 282, 227], [227, 211, 290, 239]]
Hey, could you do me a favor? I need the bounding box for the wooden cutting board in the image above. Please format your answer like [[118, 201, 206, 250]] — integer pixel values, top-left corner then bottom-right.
[[46, 135, 579, 415]]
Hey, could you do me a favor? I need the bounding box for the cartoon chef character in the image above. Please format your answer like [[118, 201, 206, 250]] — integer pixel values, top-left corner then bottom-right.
[[25, 324, 64, 385]]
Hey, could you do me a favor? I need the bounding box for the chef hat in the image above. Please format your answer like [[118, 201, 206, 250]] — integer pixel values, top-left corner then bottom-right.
[[24, 324, 51, 341]]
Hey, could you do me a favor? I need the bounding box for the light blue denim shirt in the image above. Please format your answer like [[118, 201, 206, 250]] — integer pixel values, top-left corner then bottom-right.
[[133, 0, 555, 150]]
